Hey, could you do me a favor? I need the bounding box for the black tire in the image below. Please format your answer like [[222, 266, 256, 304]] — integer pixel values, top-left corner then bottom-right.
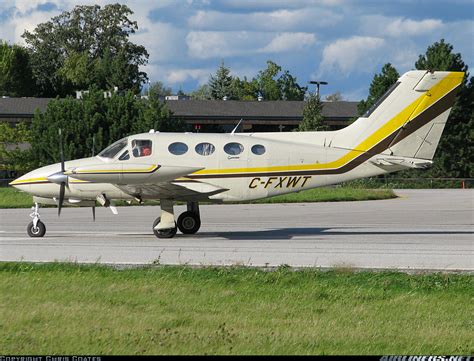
[[27, 220, 46, 238], [152, 217, 177, 238], [177, 211, 201, 234]]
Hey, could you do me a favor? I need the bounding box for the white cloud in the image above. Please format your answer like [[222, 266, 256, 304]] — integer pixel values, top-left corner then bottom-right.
[[320, 36, 386, 74], [186, 31, 247, 59], [188, 8, 342, 31], [218, 0, 347, 10], [186, 31, 260, 58], [164, 68, 212, 85], [360, 15, 444, 38], [186, 31, 317, 59], [385, 18, 443, 37], [259, 32, 316, 53]]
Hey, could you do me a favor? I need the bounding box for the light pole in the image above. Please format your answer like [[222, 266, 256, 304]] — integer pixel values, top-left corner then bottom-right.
[[308, 80, 328, 99]]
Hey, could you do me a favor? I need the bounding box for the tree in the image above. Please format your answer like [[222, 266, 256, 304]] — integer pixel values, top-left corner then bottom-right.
[[0, 41, 37, 97], [415, 39, 468, 73], [298, 92, 328, 131], [206, 60, 305, 101], [415, 39, 472, 178], [140, 96, 186, 133], [256, 60, 282, 100], [209, 61, 233, 100], [148, 81, 172, 100], [278, 70, 306, 100], [357, 63, 399, 116], [190, 84, 212, 100], [30, 90, 182, 166], [0, 122, 34, 174], [22, 4, 149, 97], [254, 61, 306, 101], [231, 77, 259, 100]]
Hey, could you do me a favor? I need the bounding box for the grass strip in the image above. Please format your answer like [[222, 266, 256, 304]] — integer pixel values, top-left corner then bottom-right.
[[1, 262, 472, 355]]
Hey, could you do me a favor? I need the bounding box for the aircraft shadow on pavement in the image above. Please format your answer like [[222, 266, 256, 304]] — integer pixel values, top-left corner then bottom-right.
[[194, 228, 473, 240]]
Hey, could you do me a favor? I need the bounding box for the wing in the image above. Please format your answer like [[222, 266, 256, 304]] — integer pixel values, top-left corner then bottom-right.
[[115, 179, 229, 202], [66, 162, 228, 201]]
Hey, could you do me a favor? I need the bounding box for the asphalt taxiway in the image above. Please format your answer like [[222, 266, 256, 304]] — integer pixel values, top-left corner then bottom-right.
[[0, 189, 472, 271]]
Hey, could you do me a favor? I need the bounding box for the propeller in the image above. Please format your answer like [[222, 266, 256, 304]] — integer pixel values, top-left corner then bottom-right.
[[47, 129, 68, 216]]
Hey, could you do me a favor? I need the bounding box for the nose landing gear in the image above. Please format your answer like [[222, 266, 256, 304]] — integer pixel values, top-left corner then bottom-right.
[[27, 203, 46, 237]]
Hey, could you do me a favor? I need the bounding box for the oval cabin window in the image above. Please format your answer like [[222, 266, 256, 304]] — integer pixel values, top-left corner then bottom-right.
[[168, 142, 188, 155], [224, 142, 244, 155], [251, 144, 266, 155], [195, 142, 216, 156]]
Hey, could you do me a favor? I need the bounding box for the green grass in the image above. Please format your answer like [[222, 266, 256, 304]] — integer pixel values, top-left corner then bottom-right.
[[1, 262, 472, 355], [0, 187, 35, 208], [0, 186, 396, 208]]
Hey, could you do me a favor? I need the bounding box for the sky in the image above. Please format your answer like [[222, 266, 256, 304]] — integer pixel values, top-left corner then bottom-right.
[[1, 0, 473, 100]]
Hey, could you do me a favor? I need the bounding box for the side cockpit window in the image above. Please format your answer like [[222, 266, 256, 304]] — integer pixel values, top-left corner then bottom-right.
[[132, 139, 152, 157], [119, 150, 130, 161]]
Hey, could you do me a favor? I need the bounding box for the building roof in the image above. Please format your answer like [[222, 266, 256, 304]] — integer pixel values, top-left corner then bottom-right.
[[165, 100, 358, 120], [0, 97, 358, 121], [0, 97, 52, 117]]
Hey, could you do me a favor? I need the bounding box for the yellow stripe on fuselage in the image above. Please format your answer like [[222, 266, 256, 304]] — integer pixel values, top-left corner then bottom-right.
[[9, 177, 48, 185]]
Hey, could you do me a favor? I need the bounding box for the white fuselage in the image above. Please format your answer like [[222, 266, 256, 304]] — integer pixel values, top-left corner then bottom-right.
[[11, 131, 392, 203]]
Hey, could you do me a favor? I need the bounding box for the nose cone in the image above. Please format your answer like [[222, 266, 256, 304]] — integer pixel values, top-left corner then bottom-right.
[[9, 163, 63, 195], [9, 169, 50, 193]]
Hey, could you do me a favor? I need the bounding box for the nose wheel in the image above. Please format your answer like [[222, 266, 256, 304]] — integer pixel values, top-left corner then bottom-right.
[[27, 203, 46, 237], [27, 220, 46, 237]]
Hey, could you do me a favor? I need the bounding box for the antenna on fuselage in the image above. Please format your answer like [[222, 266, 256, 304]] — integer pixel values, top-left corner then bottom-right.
[[231, 118, 243, 135]]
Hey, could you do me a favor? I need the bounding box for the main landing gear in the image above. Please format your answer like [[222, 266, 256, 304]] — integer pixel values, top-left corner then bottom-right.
[[153, 200, 201, 239], [27, 203, 46, 237]]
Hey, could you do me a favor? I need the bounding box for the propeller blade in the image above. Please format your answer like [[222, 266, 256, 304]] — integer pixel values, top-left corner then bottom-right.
[[59, 128, 65, 173], [58, 182, 65, 216], [92, 205, 96, 222]]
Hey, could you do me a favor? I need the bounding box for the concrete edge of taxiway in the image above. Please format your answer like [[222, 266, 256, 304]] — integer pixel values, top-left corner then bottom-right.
[[3, 260, 473, 274]]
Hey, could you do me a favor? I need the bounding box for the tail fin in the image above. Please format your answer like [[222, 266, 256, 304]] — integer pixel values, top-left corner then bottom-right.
[[334, 70, 464, 162], [386, 71, 464, 160]]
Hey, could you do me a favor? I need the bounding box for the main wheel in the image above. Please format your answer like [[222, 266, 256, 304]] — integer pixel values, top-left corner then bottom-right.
[[177, 211, 201, 234], [27, 220, 46, 238], [152, 217, 177, 238]]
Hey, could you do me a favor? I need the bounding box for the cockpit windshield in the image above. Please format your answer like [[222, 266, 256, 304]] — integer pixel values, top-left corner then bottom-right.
[[98, 138, 128, 158]]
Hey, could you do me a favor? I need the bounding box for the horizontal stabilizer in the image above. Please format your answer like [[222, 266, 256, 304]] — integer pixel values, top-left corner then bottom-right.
[[371, 156, 433, 169]]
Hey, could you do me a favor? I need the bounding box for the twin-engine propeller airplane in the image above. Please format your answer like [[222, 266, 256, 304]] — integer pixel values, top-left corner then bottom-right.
[[10, 70, 464, 238]]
